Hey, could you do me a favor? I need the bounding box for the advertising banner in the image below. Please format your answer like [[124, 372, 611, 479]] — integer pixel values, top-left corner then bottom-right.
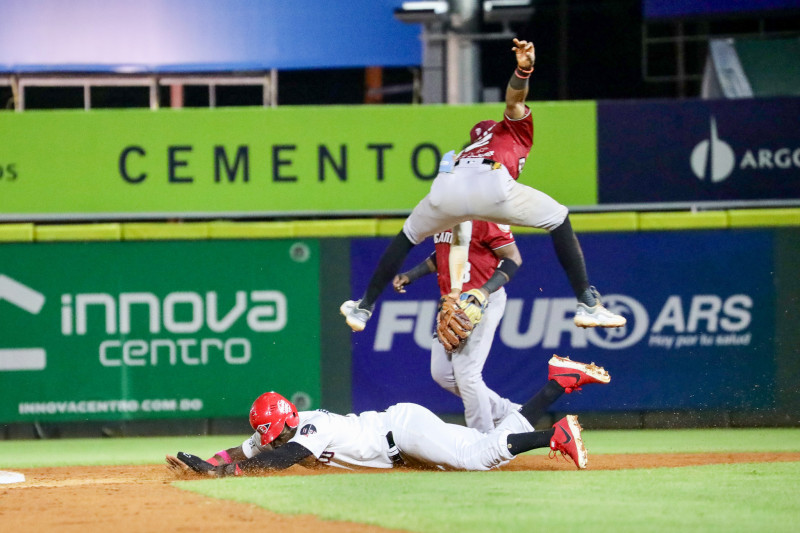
[[0, 102, 597, 220], [0, 240, 320, 423], [598, 97, 800, 205], [350, 230, 775, 413]]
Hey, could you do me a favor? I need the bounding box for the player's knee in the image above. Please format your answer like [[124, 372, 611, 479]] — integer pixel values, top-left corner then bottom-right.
[[431, 367, 455, 389], [547, 206, 570, 232], [401, 223, 422, 245], [455, 372, 486, 390]]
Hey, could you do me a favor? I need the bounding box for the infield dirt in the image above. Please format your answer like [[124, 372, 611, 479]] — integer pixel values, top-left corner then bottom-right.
[[3, 453, 799, 533]]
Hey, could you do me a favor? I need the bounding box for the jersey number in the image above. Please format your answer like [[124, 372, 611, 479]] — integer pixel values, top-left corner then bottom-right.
[[461, 262, 472, 284], [318, 451, 335, 464]]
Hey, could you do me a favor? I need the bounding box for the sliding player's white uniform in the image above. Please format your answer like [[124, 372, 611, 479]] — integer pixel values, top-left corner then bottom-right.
[[242, 404, 533, 471]]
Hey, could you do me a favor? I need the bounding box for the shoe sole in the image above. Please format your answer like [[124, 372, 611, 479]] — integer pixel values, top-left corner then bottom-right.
[[339, 301, 366, 332], [565, 415, 588, 469], [549, 355, 611, 384], [574, 315, 627, 328], [345, 317, 366, 332]]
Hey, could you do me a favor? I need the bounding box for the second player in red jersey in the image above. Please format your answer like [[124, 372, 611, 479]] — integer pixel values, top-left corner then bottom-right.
[[394, 221, 522, 432]]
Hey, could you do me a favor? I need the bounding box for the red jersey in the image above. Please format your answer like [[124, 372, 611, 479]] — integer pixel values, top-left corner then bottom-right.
[[456, 107, 533, 179], [433, 221, 516, 296]]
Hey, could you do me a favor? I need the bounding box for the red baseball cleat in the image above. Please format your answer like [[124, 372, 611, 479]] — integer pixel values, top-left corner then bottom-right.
[[548, 355, 611, 393], [550, 415, 588, 469]]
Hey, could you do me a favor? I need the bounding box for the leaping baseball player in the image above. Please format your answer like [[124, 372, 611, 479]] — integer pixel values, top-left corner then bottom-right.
[[341, 38, 626, 334], [166, 355, 610, 475]]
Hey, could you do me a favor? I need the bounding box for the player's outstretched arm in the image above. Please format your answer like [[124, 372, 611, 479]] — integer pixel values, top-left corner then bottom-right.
[[165, 442, 247, 477], [505, 38, 535, 120], [393, 253, 436, 293], [166, 443, 312, 478], [206, 445, 248, 467], [236, 442, 313, 474], [166, 452, 216, 477]]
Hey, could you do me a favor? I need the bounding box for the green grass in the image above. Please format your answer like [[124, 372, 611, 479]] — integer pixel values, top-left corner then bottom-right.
[[2, 428, 798, 467], [0, 435, 246, 468], [178, 463, 800, 533], [3, 428, 799, 532]]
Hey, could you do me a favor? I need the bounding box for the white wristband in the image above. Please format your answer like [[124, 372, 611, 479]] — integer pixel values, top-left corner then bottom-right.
[[448, 221, 473, 295]]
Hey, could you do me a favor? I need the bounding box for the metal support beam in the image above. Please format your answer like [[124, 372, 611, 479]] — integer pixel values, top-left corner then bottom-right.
[[448, 0, 481, 104], [396, 0, 532, 104], [267, 69, 278, 107], [12, 76, 22, 111], [150, 77, 158, 110], [421, 23, 447, 103]]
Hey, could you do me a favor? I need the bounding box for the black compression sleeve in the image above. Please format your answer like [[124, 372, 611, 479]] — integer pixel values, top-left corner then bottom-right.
[[361, 231, 415, 309], [238, 441, 312, 473], [549, 216, 591, 299], [482, 258, 520, 294], [404, 252, 437, 283], [509, 71, 529, 91]]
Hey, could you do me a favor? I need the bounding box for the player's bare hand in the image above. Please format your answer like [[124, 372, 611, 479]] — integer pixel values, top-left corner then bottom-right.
[[393, 274, 411, 293], [166, 454, 195, 477], [512, 38, 535, 70], [165, 453, 215, 478]]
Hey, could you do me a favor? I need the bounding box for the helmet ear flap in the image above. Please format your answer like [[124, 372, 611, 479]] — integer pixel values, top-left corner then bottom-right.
[[255, 422, 272, 445]]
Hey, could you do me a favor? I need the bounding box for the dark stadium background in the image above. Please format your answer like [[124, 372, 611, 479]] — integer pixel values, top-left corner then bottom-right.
[[8, 0, 799, 111]]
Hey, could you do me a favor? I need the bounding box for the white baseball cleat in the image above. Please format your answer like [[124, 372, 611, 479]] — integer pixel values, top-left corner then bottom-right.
[[340, 299, 372, 332], [574, 303, 626, 328], [573, 286, 626, 328]]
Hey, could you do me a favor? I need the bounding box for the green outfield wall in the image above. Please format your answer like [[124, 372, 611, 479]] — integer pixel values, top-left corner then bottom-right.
[[0, 239, 321, 423], [0, 103, 596, 220], [1, 213, 799, 433]]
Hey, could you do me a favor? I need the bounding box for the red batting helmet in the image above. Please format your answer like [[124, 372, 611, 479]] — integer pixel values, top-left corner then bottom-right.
[[249, 392, 300, 446], [469, 120, 497, 143]]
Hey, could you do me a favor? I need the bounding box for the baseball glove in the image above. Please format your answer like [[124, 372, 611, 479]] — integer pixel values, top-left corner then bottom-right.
[[436, 296, 474, 353], [458, 288, 488, 326]]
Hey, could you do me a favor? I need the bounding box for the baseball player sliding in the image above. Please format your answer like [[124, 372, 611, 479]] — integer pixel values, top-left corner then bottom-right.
[[341, 38, 626, 333], [166, 355, 610, 475], [393, 221, 522, 433]]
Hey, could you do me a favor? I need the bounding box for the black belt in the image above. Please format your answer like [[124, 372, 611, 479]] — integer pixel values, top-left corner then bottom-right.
[[386, 431, 404, 466], [454, 158, 501, 169]]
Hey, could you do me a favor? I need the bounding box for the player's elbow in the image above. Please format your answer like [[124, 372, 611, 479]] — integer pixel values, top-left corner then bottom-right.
[[504, 100, 527, 119], [505, 247, 523, 267]]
